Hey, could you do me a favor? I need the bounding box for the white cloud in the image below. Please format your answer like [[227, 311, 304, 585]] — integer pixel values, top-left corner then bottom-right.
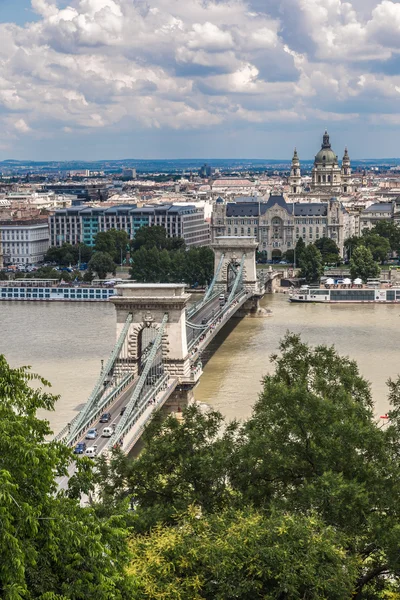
[[0, 0, 400, 152]]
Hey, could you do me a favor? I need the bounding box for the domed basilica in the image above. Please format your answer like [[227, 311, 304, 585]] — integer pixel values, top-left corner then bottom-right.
[[289, 131, 352, 195]]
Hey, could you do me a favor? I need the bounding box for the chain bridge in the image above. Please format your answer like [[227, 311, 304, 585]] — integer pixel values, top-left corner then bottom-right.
[[55, 238, 280, 471]]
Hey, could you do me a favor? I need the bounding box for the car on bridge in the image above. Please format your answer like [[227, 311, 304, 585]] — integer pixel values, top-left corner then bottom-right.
[[85, 428, 98, 439], [73, 442, 86, 454], [99, 412, 111, 423]]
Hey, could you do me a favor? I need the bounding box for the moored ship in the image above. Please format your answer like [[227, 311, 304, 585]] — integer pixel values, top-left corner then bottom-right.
[[289, 285, 400, 303], [0, 279, 117, 302]]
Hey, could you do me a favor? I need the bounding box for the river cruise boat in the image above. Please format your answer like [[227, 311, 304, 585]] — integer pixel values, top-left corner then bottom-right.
[[0, 279, 117, 302], [289, 286, 400, 303]]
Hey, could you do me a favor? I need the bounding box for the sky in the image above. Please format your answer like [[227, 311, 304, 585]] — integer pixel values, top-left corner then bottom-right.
[[1, 0, 400, 161]]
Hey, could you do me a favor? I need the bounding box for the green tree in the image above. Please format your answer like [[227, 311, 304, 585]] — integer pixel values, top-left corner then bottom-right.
[[298, 244, 324, 283], [344, 235, 363, 261], [88, 251, 116, 279], [369, 220, 400, 253], [0, 355, 133, 599], [97, 333, 400, 598], [128, 508, 357, 600], [45, 243, 92, 266], [314, 236, 341, 265], [0, 270, 8, 280], [184, 246, 214, 286], [294, 236, 305, 267], [132, 226, 173, 251], [233, 333, 400, 598], [283, 248, 294, 263], [363, 233, 391, 263], [349, 245, 380, 282], [94, 229, 129, 263]]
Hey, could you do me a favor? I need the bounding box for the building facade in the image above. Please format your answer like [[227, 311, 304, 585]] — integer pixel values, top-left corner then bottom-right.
[[211, 194, 350, 257], [49, 204, 210, 248], [0, 219, 50, 265], [289, 131, 353, 195]]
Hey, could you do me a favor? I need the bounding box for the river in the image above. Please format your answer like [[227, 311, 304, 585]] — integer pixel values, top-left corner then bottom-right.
[[0, 295, 398, 433]]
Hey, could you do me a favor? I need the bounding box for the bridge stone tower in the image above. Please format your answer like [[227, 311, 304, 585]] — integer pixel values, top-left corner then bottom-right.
[[111, 283, 191, 381], [212, 237, 259, 293]]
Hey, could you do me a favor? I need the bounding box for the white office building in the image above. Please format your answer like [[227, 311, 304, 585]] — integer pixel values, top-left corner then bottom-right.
[[0, 220, 50, 265]]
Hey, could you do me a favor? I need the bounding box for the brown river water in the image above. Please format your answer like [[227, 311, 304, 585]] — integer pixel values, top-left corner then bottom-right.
[[0, 294, 398, 433]]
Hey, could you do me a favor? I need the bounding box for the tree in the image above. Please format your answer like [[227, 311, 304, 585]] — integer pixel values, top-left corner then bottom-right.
[[128, 508, 357, 600], [184, 246, 214, 287], [369, 220, 400, 253], [314, 236, 341, 265], [0, 355, 133, 599], [95, 406, 237, 527], [349, 245, 380, 282], [97, 332, 400, 598], [88, 251, 116, 279], [44, 243, 92, 266], [344, 235, 363, 261], [232, 333, 400, 598], [363, 233, 391, 263], [94, 229, 129, 264], [131, 226, 184, 252], [283, 248, 294, 263], [298, 244, 324, 283], [294, 236, 305, 267]]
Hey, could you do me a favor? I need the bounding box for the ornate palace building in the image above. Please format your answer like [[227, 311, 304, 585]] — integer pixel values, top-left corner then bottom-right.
[[289, 130, 352, 196], [211, 193, 352, 259]]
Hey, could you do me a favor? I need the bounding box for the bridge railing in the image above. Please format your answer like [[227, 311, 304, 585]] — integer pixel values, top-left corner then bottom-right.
[[66, 313, 133, 442], [63, 372, 135, 447], [112, 373, 175, 455]]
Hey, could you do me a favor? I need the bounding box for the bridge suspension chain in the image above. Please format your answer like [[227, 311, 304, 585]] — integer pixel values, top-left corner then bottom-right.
[[105, 313, 168, 450], [187, 253, 225, 318], [227, 254, 246, 305], [66, 313, 133, 443]]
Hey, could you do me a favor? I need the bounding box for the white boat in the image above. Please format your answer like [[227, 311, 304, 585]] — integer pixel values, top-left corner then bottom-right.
[[289, 285, 400, 303]]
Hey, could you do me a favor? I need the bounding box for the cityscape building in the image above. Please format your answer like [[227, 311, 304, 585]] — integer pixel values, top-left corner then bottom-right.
[[0, 219, 50, 265], [49, 204, 210, 248], [211, 194, 350, 258]]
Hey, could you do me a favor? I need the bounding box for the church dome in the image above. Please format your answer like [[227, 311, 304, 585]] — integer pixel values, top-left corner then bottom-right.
[[314, 148, 338, 164], [314, 130, 338, 165]]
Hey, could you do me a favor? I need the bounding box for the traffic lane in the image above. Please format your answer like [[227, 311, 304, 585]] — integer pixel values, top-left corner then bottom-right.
[[78, 383, 134, 451], [190, 296, 221, 325]]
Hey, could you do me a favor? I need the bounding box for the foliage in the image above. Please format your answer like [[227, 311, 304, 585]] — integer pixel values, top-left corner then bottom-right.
[[344, 235, 363, 260], [283, 248, 294, 263], [0, 355, 133, 599], [45, 243, 92, 266], [314, 236, 341, 265], [130, 245, 213, 286], [131, 225, 184, 251], [298, 244, 324, 283], [88, 251, 116, 279], [96, 332, 400, 598], [294, 237, 305, 267], [94, 229, 129, 264], [369, 220, 400, 252], [349, 245, 380, 281], [362, 233, 391, 263], [128, 507, 357, 600], [0, 270, 8, 280]]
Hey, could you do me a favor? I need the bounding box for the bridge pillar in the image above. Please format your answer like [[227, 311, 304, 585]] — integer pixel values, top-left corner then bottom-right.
[[111, 283, 191, 380], [212, 237, 259, 293]]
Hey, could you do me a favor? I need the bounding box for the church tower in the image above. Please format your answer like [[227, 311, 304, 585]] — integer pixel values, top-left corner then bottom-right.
[[289, 148, 302, 194], [311, 130, 342, 193], [341, 147, 351, 193]]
